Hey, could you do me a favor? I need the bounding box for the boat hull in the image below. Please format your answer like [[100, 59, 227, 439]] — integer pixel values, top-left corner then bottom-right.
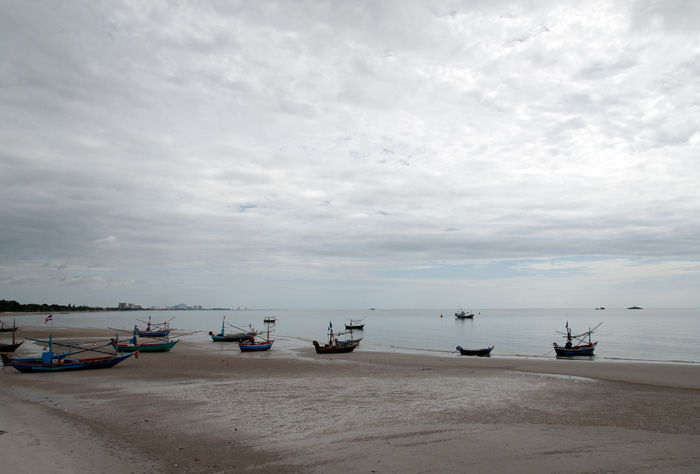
[[3, 353, 135, 373], [455, 313, 474, 319], [112, 340, 178, 352], [553, 343, 596, 356], [136, 330, 171, 338], [0, 341, 23, 352], [210, 333, 248, 342], [239, 341, 274, 352]]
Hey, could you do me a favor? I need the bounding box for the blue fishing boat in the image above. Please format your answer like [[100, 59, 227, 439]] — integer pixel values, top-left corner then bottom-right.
[[111, 338, 178, 353], [238, 324, 274, 352], [336, 337, 362, 347], [2, 335, 135, 373], [209, 316, 248, 342]]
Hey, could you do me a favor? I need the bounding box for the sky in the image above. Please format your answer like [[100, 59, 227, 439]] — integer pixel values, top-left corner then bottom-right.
[[1, 0, 699, 310]]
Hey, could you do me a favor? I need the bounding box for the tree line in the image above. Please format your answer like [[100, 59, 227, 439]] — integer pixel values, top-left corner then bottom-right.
[[0, 299, 108, 313]]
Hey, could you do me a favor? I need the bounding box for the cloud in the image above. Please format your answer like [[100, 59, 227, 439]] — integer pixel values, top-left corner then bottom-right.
[[0, 1, 698, 308], [95, 236, 120, 248]]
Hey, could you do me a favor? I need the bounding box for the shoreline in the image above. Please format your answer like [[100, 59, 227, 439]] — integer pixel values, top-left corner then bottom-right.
[[2, 328, 700, 473], [6, 325, 700, 389]]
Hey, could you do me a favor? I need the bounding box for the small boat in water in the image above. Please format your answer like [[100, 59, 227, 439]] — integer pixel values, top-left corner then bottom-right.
[[627, 306, 643, 310], [135, 316, 173, 337], [345, 318, 365, 330], [263, 316, 276, 324], [553, 322, 601, 357], [455, 308, 474, 319], [456, 345, 493, 356]]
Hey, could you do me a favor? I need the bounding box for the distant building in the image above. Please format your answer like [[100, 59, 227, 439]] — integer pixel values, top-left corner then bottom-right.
[[118, 302, 142, 310]]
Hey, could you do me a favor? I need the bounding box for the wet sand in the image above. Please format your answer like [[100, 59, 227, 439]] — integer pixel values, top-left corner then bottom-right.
[[1, 327, 700, 473]]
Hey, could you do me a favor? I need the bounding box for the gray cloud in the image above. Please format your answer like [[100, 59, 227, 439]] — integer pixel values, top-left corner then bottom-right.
[[1, 1, 698, 308]]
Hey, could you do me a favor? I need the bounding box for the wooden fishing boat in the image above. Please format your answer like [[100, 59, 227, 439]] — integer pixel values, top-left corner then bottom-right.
[[135, 316, 173, 337], [553, 322, 601, 357], [209, 316, 248, 342], [454, 308, 474, 319], [344, 318, 365, 330], [111, 338, 178, 352], [2, 336, 136, 373], [110, 326, 178, 352], [313, 339, 357, 353], [336, 325, 363, 347], [3, 353, 135, 372], [263, 316, 276, 324], [456, 345, 493, 356], [1, 322, 23, 352], [313, 323, 358, 353], [239, 339, 274, 352], [0, 341, 23, 352], [336, 337, 362, 347], [238, 325, 274, 352], [0, 319, 19, 333]]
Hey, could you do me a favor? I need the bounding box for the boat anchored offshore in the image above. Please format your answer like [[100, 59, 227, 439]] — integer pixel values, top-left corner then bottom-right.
[[553, 322, 601, 357], [454, 308, 474, 319], [345, 318, 365, 330]]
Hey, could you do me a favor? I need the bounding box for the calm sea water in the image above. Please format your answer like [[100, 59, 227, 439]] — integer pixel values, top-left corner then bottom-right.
[[12, 308, 700, 364]]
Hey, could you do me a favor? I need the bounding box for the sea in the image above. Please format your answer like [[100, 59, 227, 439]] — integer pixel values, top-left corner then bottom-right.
[[13, 307, 700, 365]]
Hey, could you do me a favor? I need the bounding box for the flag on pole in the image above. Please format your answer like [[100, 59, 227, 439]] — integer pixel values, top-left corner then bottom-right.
[[45, 314, 53, 324], [328, 321, 332, 331]]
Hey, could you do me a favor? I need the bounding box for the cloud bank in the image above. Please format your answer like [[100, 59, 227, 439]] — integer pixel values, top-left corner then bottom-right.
[[1, 1, 698, 308]]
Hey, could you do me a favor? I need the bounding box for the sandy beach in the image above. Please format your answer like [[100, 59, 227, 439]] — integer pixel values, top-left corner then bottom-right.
[[1, 327, 699, 474]]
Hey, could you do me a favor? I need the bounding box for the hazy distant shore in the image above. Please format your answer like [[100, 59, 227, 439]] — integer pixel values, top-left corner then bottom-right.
[[1, 327, 699, 473]]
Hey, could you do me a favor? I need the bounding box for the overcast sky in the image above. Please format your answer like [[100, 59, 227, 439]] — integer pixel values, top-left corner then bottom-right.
[[1, 1, 699, 310]]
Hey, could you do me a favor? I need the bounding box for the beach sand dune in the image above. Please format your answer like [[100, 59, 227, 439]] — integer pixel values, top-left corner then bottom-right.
[[1, 328, 699, 473]]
